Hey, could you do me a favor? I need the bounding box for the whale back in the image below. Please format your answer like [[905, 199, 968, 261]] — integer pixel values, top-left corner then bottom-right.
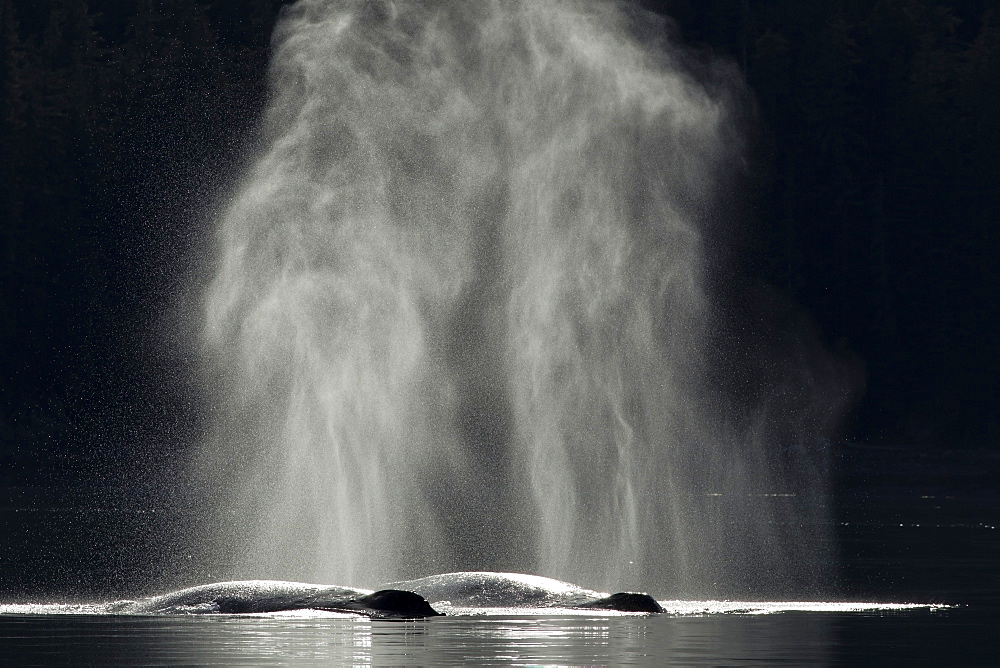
[[116, 573, 660, 616], [123, 580, 441, 618], [391, 571, 662, 613], [391, 572, 593, 608]]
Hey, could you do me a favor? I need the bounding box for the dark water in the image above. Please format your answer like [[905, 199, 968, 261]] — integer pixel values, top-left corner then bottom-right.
[[1, 483, 996, 665], [0, 605, 989, 666]]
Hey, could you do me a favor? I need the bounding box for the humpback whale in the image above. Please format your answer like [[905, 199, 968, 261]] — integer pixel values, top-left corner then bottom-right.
[[116, 580, 441, 618], [390, 572, 664, 614], [101, 573, 661, 618]]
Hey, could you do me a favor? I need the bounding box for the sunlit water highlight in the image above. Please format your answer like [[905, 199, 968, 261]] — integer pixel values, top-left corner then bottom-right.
[[0, 601, 939, 616], [0, 608, 963, 667], [0, 597, 948, 666]]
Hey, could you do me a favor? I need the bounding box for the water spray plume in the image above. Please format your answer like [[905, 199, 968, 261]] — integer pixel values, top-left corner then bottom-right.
[[195, 0, 856, 596]]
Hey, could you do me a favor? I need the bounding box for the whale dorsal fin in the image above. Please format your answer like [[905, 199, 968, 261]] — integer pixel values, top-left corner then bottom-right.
[[347, 589, 444, 618], [580, 592, 663, 613]]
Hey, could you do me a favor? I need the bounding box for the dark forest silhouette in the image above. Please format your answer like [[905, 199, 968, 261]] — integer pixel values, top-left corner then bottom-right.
[[1, 0, 998, 486]]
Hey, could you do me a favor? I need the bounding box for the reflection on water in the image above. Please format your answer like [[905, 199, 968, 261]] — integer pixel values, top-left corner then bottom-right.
[[0, 604, 965, 666], [0, 613, 830, 666]]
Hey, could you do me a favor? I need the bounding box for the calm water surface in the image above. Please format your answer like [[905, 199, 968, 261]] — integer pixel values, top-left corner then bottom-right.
[[0, 606, 987, 666], [1, 487, 995, 665]]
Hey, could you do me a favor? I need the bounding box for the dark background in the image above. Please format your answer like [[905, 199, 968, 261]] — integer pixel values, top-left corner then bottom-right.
[[1, 0, 998, 492]]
